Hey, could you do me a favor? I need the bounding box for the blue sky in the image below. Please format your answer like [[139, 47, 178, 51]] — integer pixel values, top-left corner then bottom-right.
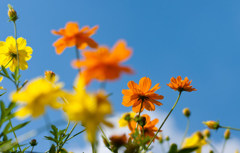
[[0, 0, 240, 152]]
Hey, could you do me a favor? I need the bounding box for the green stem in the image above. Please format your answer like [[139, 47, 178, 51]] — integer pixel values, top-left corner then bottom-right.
[[99, 126, 110, 145], [221, 139, 227, 153], [13, 21, 20, 89], [206, 139, 219, 153], [136, 100, 144, 129], [9, 120, 22, 152], [75, 46, 81, 73], [30, 146, 34, 153], [64, 120, 70, 135], [220, 126, 240, 131], [66, 129, 86, 141], [147, 91, 182, 149], [58, 123, 78, 152], [91, 142, 97, 153], [180, 118, 190, 147]]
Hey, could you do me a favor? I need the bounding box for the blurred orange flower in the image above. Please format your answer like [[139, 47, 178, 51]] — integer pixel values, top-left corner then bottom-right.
[[129, 114, 159, 139], [72, 40, 133, 84], [122, 77, 163, 112], [167, 76, 196, 92], [110, 134, 128, 147], [52, 22, 98, 54]]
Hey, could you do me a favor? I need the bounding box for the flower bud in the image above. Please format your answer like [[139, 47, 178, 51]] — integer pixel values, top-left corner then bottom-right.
[[224, 129, 230, 140], [158, 134, 163, 144], [165, 135, 170, 141], [209, 150, 214, 153], [195, 131, 204, 140], [8, 4, 18, 22], [30, 139, 37, 146], [136, 116, 146, 127], [182, 108, 191, 117], [45, 71, 57, 82], [203, 129, 211, 138], [203, 121, 220, 130]]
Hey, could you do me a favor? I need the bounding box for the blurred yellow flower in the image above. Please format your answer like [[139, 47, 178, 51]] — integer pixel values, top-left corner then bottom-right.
[[182, 131, 207, 153], [11, 77, 65, 119], [63, 75, 112, 143], [0, 76, 4, 90], [118, 112, 136, 127], [0, 36, 33, 72]]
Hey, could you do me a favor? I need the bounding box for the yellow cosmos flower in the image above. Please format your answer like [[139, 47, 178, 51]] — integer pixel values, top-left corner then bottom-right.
[[182, 131, 207, 153], [118, 112, 136, 127], [0, 36, 33, 72], [11, 77, 65, 119], [63, 75, 112, 143]]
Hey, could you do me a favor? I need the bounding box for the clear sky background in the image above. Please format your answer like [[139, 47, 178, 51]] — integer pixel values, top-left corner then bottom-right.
[[0, 0, 240, 152]]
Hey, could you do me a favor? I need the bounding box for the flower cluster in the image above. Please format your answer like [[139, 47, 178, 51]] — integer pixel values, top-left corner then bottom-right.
[[0, 4, 238, 153]]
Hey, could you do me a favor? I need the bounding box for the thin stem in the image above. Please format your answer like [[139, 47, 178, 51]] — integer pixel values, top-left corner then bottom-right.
[[0, 58, 13, 71], [75, 46, 81, 73], [30, 146, 34, 153], [58, 123, 78, 152], [99, 126, 110, 145], [136, 100, 143, 129], [221, 139, 227, 153], [206, 139, 219, 153], [9, 120, 22, 152], [220, 126, 240, 131], [64, 120, 70, 135], [181, 118, 190, 147], [147, 91, 182, 149], [66, 129, 86, 141], [13, 21, 20, 88]]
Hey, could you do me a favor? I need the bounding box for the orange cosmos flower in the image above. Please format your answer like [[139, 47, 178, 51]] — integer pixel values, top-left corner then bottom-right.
[[128, 114, 159, 140], [52, 22, 98, 54], [122, 77, 163, 113], [167, 76, 196, 92], [72, 40, 133, 84]]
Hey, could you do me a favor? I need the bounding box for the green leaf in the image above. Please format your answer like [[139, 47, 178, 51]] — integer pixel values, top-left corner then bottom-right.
[[178, 147, 199, 153], [51, 124, 59, 140], [22, 146, 30, 152], [0, 92, 7, 97], [49, 144, 56, 153], [45, 136, 58, 144], [59, 148, 68, 153], [2, 113, 15, 124], [1, 66, 9, 77], [168, 143, 178, 153], [0, 101, 6, 120], [7, 121, 30, 133], [3, 122, 11, 134], [7, 102, 17, 113]]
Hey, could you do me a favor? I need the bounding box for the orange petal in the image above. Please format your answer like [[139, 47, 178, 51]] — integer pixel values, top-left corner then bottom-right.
[[149, 83, 160, 93], [143, 101, 155, 111], [65, 22, 80, 36], [139, 77, 151, 93], [111, 40, 132, 62], [127, 81, 138, 90], [53, 38, 67, 54]]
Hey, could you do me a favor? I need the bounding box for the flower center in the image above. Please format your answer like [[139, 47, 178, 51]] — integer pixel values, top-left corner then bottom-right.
[[138, 95, 149, 102]]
